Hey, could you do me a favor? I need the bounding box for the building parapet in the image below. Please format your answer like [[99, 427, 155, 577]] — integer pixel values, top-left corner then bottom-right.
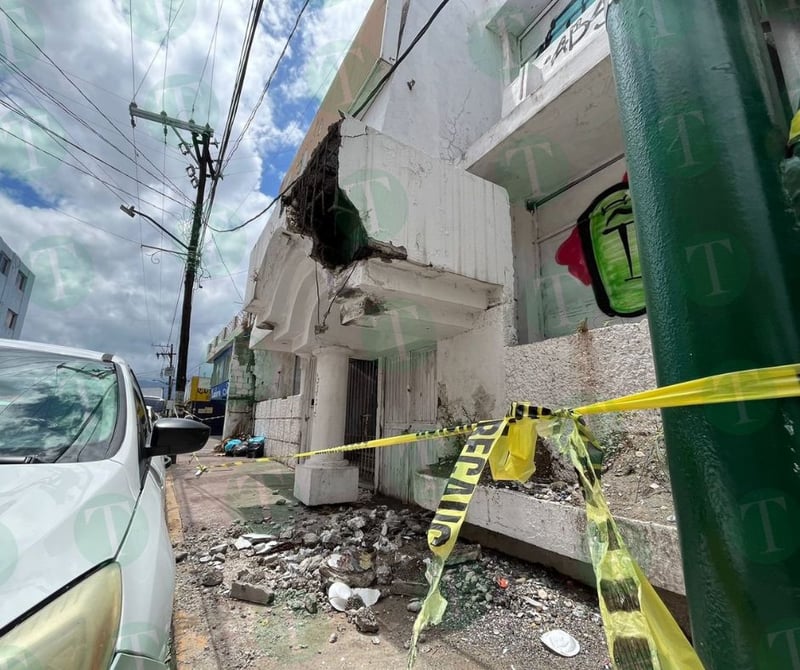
[[206, 310, 254, 362]]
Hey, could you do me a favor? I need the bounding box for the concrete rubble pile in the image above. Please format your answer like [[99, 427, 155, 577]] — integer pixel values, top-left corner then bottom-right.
[[179, 502, 605, 648]]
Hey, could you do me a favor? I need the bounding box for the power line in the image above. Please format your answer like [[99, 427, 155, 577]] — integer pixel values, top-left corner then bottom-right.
[[223, 0, 311, 171], [0, 54, 192, 206], [351, 0, 452, 117], [195, 0, 263, 256], [0, 6, 191, 204], [0, 96, 191, 209], [192, 0, 225, 119], [168, 272, 184, 344], [209, 0, 450, 235], [132, 0, 187, 100], [209, 232, 244, 301], [0, 124, 186, 219], [206, 177, 296, 233]]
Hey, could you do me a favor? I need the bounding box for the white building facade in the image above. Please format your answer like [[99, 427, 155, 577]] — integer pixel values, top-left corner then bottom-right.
[[0, 236, 34, 340], [244, 0, 798, 505]]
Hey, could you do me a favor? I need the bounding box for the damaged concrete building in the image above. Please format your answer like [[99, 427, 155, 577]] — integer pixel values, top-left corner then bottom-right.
[[242, 0, 665, 506]]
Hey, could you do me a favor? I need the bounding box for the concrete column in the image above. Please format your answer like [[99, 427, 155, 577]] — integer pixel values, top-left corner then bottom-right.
[[293, 346, 359, 505]]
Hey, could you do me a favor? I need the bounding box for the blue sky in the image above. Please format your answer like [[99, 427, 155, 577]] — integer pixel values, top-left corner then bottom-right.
[[0, 0, 371, 388]]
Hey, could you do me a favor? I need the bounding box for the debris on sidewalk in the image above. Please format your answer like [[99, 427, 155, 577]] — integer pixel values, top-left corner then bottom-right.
[[230, 581, 275, 605], [177, 495, 609, 667], [541, 629, 581, 657]]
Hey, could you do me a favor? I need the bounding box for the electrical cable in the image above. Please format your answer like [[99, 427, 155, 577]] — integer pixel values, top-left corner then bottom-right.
[[0, 125, 185, 219], [0, 96, 191, 208], [223, 0, 312, 170], [351, 0, 452, 118], [211, 0, 450, 234], [209, 232, 244, 301], [192, 0, 224, 118], [0, 6, 191, 203], [206, 177, 297, 232], [0, 54, 193, 206]]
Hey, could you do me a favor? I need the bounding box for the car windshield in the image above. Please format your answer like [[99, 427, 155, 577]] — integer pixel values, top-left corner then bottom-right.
[[0, 347, 119, 462]]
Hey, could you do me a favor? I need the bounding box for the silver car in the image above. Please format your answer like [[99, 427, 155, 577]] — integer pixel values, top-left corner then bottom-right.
[[0, 339, 208, 669]]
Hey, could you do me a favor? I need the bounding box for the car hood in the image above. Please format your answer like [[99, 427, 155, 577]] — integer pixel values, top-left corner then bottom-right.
[[0, 461, 137, 630]]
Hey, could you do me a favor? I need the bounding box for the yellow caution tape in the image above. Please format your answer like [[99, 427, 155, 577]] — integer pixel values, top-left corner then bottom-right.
[[293, 422, 485, 460], [573, 363, 800, 415], [409, 419, 509, 668], [241, 363, 800, 669], [191, 453, 272, 476], [790, 109, 800, 147]]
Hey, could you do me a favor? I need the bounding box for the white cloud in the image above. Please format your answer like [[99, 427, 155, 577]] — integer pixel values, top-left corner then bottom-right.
[[0, 0, 370, 385]]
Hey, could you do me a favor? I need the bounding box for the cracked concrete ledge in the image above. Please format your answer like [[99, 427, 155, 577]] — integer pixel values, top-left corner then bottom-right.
[[413, 469, 690, 631]]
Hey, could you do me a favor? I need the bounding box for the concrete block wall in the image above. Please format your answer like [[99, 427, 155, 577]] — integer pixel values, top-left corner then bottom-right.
[[504, 319, 662, 446], [437, 306, 507, 425], [222, 334, 256, 437], [253, 395, 303, 466]]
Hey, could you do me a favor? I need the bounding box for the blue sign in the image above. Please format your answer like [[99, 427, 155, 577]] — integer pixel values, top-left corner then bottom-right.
[[211, 380, 229, 400]]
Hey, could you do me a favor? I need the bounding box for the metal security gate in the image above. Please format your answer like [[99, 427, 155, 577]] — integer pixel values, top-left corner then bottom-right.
[[344, 358, 379, 484], [376, 349, 437, 502]]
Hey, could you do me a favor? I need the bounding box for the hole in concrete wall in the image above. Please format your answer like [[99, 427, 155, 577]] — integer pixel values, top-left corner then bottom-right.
[[282, 120, 370, 270]]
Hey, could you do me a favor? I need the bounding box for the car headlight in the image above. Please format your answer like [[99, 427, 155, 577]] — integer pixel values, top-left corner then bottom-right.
[[0, 562, 121, 670]]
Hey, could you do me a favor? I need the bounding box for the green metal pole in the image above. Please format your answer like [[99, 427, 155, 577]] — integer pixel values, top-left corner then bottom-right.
[[606, 1, 800, 668]]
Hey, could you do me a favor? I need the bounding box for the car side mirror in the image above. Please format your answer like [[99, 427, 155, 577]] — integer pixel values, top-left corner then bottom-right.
[[149, 418, 209, 457]]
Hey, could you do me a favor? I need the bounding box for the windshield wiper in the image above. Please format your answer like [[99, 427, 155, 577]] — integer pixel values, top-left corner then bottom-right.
[[0, 455, 46, 464]]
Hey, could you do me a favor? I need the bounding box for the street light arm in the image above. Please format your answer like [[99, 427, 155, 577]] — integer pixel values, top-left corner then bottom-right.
[[120, 205, 190, 250]]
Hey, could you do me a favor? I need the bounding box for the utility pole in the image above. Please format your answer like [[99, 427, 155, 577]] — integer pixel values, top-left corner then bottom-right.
[[129, 104, 216, 406], [607, 3, 800, 668], [154, 343, 175, 401]]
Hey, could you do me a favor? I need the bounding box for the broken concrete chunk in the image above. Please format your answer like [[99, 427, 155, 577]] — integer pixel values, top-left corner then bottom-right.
[[279, 528, 294, 540], [209, 543, 228, 555], [255, 540, 293, 556], [304, 595, 318, 614], [302, 532, 320, 547], [350, 607, 379, 634], [375, 565, 392, 586], [406, 600, 422, 613], [201, 570, 223, 587], [389, 579, 428, 598], [230, 581, 275, 606], [242, 533, 276, 543], [174, 551, 188, 563], [447, 543, 481, 566], [346, 516, 366, 531], [319, 529, 341, 546], [275, 498, 287, 506], [234, 537, 253, 551], [212, 553, 226, 563], [199, 555, 213, 564]]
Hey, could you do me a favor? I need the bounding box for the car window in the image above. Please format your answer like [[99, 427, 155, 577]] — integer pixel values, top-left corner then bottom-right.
[[129, 372, 151, 450], [0, 347, 119, 462]]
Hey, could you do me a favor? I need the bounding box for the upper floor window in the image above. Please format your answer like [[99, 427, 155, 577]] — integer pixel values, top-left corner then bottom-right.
[[5, 310, 17, 331], [0, 253, 9, 276], [519, 0, 592, 67], [15, 272, 26, 292]]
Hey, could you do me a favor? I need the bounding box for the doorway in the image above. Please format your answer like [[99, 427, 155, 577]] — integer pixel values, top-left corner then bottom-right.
[[344, 358, 379, 484]]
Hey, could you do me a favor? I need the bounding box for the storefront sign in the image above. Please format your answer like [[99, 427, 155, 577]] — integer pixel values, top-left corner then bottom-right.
[[211, 380, 229, 400]]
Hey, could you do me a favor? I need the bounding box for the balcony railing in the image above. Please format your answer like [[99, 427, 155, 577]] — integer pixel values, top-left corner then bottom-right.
[[519, 0, 593, 67]]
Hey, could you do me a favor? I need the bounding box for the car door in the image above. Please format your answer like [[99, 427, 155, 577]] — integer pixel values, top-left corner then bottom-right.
[[114, 367, 175, 661]]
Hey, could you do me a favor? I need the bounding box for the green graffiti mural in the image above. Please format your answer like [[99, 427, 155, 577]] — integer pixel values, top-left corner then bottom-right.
[[556, 178, 646, 318]]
